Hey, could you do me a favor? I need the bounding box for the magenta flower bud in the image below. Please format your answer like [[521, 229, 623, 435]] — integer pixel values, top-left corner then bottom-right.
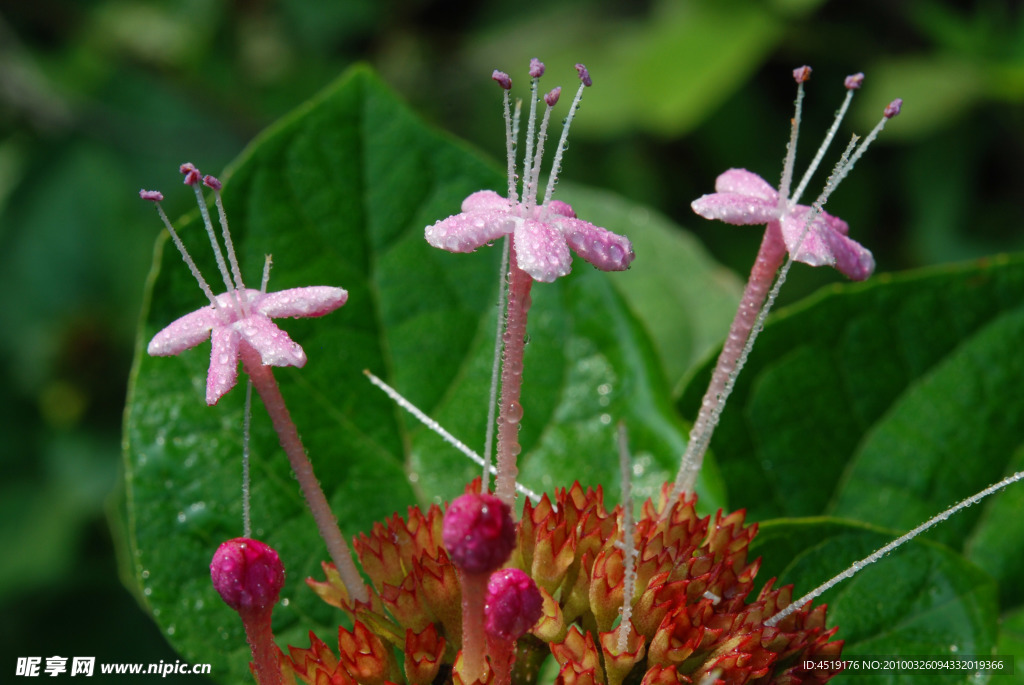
[[884, 98, 903, 119], [792, 65, 812, 83], [442, 493, 515, 574], [529, 58, 545, 79], [485, 568, 543, 641], [844, 72, 865, 90], [492, 70, 512, 90], [139, 189, 164, 202], [544, 87, 562, 107], [575, 63, 592, 87], [210, 538, 285, 614], [179, 162, 201, 186], [202, 174, 222, 190]]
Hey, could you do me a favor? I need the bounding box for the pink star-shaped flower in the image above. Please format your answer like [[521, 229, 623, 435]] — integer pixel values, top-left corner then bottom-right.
[[691, 168, 874, 281], [425, 62, 633, 283], [142, 166, 347, 405], [425, 190, 633, 282], [148, 286, 347, 405]]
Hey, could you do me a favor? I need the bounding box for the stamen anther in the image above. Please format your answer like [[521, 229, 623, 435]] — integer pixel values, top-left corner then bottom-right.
[[885, 98, 903, 118], [139, 189, 164, 202], [844, 72, 865, 90], [529, 58, 545, 78], [180, 162, 201, 186], [544, 87, 561, 107], [492, 70, 512, 90], [203, 174, 223, 190], [793, 65, 812, 83], [575, 63, 592, 87]]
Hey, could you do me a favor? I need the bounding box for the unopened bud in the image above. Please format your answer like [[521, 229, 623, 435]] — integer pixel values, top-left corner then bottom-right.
[[210, 538, 285, 614]]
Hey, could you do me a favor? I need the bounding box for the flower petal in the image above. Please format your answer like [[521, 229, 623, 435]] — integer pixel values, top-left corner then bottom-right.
[[558, 218, 634, 272], [714, 169, 778, 202], [425, 210, 511, 253], [235, 314, 307, 368], [259, 286, 348, 319], [781, 207, 873, 280], [206, 326, 240, 405], [515, 220, 572, 283], [461, 190, 511, 213], [691, 193, 778, 226], [148, 306, 218, 356]]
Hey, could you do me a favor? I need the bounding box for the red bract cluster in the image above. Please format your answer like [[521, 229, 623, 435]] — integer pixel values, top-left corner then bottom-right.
[[283, 482, 843, 685]]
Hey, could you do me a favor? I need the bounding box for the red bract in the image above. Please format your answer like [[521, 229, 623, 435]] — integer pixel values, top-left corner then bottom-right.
[[283, 482, 843, 685]]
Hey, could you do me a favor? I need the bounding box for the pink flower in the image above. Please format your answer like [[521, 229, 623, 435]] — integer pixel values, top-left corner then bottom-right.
[[424, 61, 633, 283], [692, 167, 874, 280], [426, 190, 633, 282], [142, 164, 347, 405], [148, 286, 347, 405]]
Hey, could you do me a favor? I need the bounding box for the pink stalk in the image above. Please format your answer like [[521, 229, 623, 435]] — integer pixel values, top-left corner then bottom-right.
[[458, 571, 490, 681], [238, 344, 369, 605], [240, 606, 282, 685], [494, 242, 533, 506], [668, 222, 787, 503]]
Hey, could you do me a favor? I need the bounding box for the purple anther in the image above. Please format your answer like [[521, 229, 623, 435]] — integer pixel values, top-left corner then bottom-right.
[[203, 175, 222, 191], [793, 65, 812, 83], [442, 493, 516, 574], [575, 63, 592, 87], [210, 538, 285, 614], [544, 87, 562, 107], [529, 58, 545, 79], [844, 73, 865, 90], [485, 568, 543, 641], [884, 98, 903, 119], [139, 189, 164, 202], [180, 162, 201, 186], [492, 70, 512, 90]]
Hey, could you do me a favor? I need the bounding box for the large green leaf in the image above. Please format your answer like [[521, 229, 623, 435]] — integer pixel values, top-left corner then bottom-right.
[[679, 255, 1024, 670], [122, 66, 732, 682], [753, 519, 999, 685]]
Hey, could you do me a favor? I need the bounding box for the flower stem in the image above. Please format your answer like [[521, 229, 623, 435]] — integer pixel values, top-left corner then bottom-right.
[[240, 345, 369, 604], [668, 222, 787, 506], [457, 570, 489, 683], [239, 607, 283, 685], [495, 240, 533, 506]]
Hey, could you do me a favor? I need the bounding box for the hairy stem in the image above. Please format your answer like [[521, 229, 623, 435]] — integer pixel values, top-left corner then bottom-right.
[[667, 222, 787, 507], [495, 240, 533, 507], [240, 345, 369, 604], [240, 608, 282, 685]]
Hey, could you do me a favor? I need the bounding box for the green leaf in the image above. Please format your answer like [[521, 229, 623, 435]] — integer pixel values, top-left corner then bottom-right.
[[679, 254, 1024, 667], [753, 519, 999, 685], [123, 65, 723, 681]]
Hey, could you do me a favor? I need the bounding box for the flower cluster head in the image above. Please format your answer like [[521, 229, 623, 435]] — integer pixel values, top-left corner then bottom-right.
[[292, 482, 843, 685], [425, 60, 634, 282], [692, 67, 901, 281], [141, 163, 348, 404]]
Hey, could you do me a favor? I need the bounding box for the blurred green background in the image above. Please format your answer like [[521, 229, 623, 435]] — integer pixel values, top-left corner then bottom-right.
[[1, 0, 1022, 681]]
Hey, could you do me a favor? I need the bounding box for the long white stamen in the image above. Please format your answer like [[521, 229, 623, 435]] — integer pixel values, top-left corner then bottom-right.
[[363, 370, 544, 505], [190, 182, 237, 299], [615, 422, 637, 651], [830, 112, 892, 189], [483, 238, 509, 489], [502, 90, 518, 203], [542, 81, 586, 206], [529, 99, 556, 203], [766, 469, 1024, 627], [152, 202, 218, 308], [777, 79, 806, 209], [211, 188, 246, 290], [260, 254, 273, 292], [521, 75, 542, 208], [791, 88, 856, 205]]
